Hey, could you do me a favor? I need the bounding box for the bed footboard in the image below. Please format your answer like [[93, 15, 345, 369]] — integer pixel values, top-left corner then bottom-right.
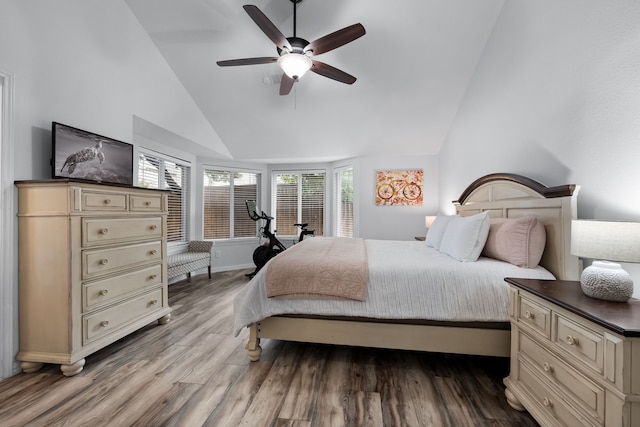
[[245, 317, 510, 361]]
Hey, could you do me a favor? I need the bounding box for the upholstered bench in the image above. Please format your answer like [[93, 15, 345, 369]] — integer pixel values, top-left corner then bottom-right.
[[167, 240, 214, 280]]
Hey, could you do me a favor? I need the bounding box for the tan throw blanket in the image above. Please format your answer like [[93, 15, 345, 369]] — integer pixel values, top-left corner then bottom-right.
[[265, 237, 368, 301]]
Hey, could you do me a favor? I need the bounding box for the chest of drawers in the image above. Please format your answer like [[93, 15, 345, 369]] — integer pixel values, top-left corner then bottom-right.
[[15, 180, 172, 376], [504, 278, 640, 427]]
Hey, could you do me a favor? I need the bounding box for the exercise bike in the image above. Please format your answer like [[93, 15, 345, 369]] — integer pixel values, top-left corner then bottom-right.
[[245, 200, 315, 278]]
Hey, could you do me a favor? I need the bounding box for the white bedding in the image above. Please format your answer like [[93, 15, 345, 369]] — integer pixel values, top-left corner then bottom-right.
[[233, 239, 555, 336]]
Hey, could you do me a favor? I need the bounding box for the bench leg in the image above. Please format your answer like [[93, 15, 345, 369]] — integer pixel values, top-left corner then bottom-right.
[[187, 272, 191, 278], [208, 266, 211, 279]]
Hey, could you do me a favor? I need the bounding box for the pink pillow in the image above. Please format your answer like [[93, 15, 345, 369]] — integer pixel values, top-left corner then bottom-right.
[[482, 216, 546, 268]]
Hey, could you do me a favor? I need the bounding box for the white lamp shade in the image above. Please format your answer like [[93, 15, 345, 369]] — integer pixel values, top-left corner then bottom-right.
[[278, 53, 312, 79], [425, 215, 437, 228], [571, 220, 640, 263]]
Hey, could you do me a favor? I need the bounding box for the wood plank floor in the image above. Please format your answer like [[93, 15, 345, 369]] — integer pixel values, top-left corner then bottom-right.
[[0, 269, 539, 427]]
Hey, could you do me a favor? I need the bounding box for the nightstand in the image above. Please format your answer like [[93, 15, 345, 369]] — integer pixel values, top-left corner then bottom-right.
[[503, 278, 640, 427]]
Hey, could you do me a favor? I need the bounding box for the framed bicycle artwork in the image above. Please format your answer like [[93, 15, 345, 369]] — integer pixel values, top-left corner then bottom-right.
[[375, 169, 423, 206]]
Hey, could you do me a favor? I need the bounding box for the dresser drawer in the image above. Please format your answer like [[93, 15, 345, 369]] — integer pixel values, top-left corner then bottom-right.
[[553, 313, 604, 374], [83, 241, 162, 279], [83, 264, 162, 312], [519, 332, 604, 422], [518, 294, 551, 339], [130, 194, 163, 212], [83, 288, 164, 344], [82, 217, 162, 246], [518, 360, 598, 427], [81, 191, 127, 211]]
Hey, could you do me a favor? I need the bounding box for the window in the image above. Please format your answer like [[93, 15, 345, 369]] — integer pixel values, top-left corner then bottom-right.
[[138, 151, 191, 243], [335, 166, 354, 237], [203, 168, 260, 239], [272, 171, 325, 236]]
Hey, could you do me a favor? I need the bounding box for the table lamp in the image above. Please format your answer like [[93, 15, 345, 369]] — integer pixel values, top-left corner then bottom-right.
[[571, 220, 640, 302], [425, 215, 437, 229]]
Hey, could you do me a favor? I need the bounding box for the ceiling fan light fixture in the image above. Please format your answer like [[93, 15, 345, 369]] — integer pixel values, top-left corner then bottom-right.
[[278, 53, 312, 80]]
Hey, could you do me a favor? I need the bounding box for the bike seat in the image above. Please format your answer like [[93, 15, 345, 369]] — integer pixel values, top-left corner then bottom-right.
[[294, 223, 308, 228]]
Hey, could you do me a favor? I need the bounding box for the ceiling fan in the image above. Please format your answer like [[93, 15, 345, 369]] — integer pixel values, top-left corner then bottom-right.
[[217, 0, 366, 95]]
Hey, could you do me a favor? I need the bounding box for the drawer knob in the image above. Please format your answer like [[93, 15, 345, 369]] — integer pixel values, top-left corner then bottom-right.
[[150, 299, 158, 305], [150, 249, 157, 255], [149, 225, 157, 231], [145, 201, 151, 206], [99, 259, 109, 265], [100, 320, 109, 328], [150, 274, 157, 280], [103, 199, 111, 205], [524, 310, 534, 320], [566, 335, 577, 346], [99, 228, 109, 235], [542, 397, 552, 407], [543, 362, 553, 373], [99, 289, 109, 296]]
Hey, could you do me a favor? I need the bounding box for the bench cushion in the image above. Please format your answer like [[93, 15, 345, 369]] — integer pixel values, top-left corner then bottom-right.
[[168, 252, 210, 267]]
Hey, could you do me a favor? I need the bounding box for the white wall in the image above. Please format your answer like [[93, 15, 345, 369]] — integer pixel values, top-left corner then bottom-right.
[[438, 0, 640, 289], [2, 1, 229, 182], [0, 0, 231, 379]]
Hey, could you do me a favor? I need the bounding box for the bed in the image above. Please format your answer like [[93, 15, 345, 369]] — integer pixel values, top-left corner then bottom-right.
[[234, 173, 580, 361]]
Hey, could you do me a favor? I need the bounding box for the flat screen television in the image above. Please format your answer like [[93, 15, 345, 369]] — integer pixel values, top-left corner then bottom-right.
[[52, 122, 134, 186]]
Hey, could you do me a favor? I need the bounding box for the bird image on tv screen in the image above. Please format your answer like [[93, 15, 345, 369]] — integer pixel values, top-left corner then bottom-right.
[[52, 122, 134, 186]]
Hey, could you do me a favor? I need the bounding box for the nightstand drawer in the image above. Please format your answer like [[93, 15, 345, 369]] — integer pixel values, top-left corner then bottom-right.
[[519, 332, 604, 423], [553, 313, 604, 374], [518, 360, 598, 427], [518, 294, 551, 339]]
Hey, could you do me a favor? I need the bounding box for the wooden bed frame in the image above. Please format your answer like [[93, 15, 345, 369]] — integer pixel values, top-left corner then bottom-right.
[[244, 173, 580, 361]]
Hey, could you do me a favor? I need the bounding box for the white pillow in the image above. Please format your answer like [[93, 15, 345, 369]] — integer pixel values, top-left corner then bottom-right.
[[439, 211, 491, 262], [425, 215, 455, 250]]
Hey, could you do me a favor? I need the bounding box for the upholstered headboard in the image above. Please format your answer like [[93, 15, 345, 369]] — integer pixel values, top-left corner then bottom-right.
[[453, 173, 580, 281]]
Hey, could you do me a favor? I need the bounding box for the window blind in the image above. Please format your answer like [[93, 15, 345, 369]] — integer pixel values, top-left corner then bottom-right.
[[275, 174, 299, 236], [234, 172, 258, 238], [203, 168, 260, 239], [203, 170, 230, 239], [274, 172, 325, 236], [335, 167, 354, 237], [138, 152, 191, 243], [301, 173, 324, 236]]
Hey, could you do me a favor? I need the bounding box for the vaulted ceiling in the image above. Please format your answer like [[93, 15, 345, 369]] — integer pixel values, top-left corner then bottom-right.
[[125, 0, 505, 163]]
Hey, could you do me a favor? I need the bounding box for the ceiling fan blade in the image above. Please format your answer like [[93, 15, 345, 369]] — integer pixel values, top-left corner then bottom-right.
[[304, 23, 365, 56], [279, 74, 295, 96], [217, 57, 278, 67], [243, 5, 292, 52], [310, 61, 357, 85]]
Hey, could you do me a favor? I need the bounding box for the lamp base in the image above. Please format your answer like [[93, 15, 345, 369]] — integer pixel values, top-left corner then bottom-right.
[[580, 261, 634, 302]]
